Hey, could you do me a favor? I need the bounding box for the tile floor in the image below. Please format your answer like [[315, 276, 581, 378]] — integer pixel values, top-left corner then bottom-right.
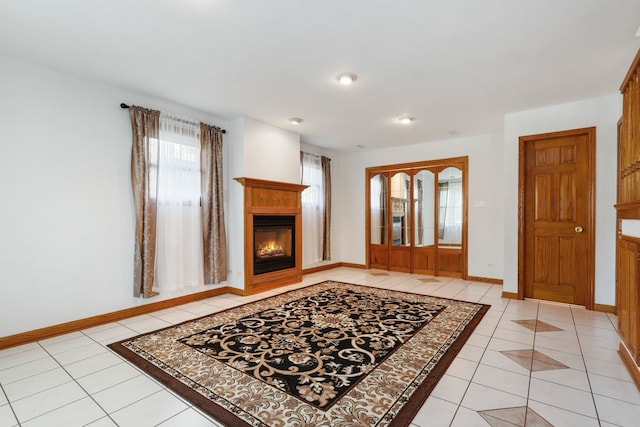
[[1, 267, 638, 426]]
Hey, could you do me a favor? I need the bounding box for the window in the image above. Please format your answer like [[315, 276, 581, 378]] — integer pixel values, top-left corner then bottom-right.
[[301, 152, 325, 265], [153, 114, 204, 293]]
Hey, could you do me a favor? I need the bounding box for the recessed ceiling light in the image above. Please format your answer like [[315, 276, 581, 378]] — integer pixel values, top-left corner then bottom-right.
[[398, 117, 414, 124], [288, 118, 303, 125], [336, 73, 357, 85]]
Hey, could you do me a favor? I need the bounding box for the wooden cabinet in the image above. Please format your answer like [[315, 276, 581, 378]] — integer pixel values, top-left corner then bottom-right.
[[617, 237, 640, 363], [617, 234, 640, 388], [616, 49, 640, 388]]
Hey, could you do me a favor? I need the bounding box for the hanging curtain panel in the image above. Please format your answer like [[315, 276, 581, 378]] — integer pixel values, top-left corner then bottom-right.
[[130, 106, 161, 298], [321, 156, 331, 261], [200, 123, 228, 284]]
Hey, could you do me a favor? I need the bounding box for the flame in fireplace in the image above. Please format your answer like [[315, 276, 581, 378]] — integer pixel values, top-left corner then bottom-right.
[[256, 240, 285, 258]]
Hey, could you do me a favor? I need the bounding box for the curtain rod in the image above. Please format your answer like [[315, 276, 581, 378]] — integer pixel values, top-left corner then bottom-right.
[[120, 103, 226, 134]]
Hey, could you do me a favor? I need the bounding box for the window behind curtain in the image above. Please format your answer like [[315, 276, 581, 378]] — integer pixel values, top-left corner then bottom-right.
[[301, 153, 324, 266], [153, 113, 204, 292], [438, 179, 463, 244]]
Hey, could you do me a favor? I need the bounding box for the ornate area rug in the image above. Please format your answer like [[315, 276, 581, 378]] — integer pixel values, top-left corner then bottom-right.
[[109, 281, 489, 426]]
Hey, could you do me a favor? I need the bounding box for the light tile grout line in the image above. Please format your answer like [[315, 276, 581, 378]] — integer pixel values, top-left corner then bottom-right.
[[571, 305, 602, 423], [0, 381, 19, 427], [448, 296, 523, 425], [445, 294, 604, 425], [444, 280, 498, 426], [524, 302, 601, 424], [523, 302, 540, 426], [3, 341, 100, 425]]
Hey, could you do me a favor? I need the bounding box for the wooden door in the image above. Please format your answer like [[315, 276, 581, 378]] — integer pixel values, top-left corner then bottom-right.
[[521, 128, 595, 306], [389, 172, 412, 272], [413, 169, 436, 275], [369, 173, 389, 270]]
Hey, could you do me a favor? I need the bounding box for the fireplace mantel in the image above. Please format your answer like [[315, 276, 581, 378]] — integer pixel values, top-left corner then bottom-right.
[[235, 177, 308, 294]]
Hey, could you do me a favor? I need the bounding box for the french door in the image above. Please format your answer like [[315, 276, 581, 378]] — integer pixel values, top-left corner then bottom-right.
[[367, 157, 468, 278]]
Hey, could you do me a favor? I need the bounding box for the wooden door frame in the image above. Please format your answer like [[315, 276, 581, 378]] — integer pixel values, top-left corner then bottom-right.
[[365, 156, 468, 279], [517, 127, 596, 309]]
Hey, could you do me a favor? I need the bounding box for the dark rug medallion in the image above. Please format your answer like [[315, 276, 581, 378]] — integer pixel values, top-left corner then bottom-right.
[[109, 281, 489, 426]]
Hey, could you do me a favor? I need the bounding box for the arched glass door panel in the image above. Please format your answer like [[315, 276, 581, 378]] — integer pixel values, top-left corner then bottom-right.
[[438, 167, 463, 247], [413, 169, 435, 247], [390, 172, 411, 246], [370, 174, 388, 245]]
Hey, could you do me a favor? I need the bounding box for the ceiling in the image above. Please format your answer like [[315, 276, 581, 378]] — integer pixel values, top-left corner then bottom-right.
[[1, 1, 639, 152]]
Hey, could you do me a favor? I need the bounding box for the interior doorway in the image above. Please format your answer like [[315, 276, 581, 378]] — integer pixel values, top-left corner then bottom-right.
[[518, 127, 596, 308], [366, 156, 468, 278]]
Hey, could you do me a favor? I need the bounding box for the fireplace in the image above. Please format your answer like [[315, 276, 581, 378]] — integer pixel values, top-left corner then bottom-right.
[[235, 177, 307, 294], [253, 215, 295, 275]]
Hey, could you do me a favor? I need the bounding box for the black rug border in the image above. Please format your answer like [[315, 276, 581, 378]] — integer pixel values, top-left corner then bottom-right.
[[108, 280, 490, 427]]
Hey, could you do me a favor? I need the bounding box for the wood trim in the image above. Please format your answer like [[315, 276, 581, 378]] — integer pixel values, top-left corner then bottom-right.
[[302, 262, 367, 275], [462, 157, 469, 280], [226, 287, 247, 297], [587, 127, 597, 310], [339, 262, 367, 269], [366, 156, 468, 175], [619, 343, 640, 391], [233, 177, 308, 193], [518, 136, 526, 300], [619, 235, 640, 245], [0, 287, 234, 350], [467, 276, 503, 285], [593, 303, 616, 314], [517, 127, 597, 309], [615, 201, 640, 219], [302, 263, 342, 274], [502, 291, 519, 300], [620, 48, 640, 93], [365, 168, 371, 269]]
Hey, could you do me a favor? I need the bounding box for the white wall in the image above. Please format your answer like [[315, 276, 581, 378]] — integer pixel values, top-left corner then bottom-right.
[[336, 132, 505, 280], [0, 54, 621, 339], [243, 118, 300, 184], [226, 118, 302, 288], [225, 118, 247, 289], [503, 94, 621, 305], [0, 56, 231, 337]]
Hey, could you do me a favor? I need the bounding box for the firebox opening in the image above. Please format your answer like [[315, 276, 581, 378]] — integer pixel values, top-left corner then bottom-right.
[[253, 215, 295, 275]]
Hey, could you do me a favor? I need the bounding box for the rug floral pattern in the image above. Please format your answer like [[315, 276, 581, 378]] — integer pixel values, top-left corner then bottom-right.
[[110, 281, 487, 427], [178, 287, 444, 409]]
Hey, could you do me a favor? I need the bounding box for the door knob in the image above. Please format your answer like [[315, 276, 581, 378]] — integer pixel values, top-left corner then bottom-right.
[[575, 226, 584, 233]]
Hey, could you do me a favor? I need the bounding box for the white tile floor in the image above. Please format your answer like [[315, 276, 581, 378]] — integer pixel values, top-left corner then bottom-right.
[[0, 267, 638, 426]]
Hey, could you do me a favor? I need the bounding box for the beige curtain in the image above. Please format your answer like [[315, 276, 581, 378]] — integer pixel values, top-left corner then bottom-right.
[[200, 123, 228, 284], [130, 106, 160, 298], [321, 156, 331, 260]]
